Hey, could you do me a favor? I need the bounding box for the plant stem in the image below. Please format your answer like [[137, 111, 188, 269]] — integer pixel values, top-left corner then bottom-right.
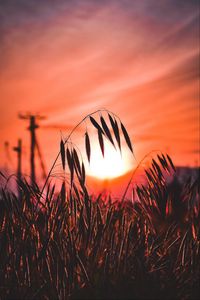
[[40, 109, 112, 196]]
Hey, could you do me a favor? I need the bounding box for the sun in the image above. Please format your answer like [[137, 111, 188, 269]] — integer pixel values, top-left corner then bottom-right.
[[87, 139, 132, 179]]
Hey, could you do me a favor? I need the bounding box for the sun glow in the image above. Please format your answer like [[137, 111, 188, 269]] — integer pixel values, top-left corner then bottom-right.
[[87, 140, 132, 179]]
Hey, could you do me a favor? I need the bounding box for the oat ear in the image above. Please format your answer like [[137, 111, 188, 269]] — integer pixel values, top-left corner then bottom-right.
[[108, 114, 121, 151], [100, 116, 115, 147], [98, 129, 104, 157], [60, 139, 65, 170], [121, 121, 133, 153], [85, 132, 91, 163]]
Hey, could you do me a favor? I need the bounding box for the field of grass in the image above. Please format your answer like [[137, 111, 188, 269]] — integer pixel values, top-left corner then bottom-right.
[[0, 111, 199, 300]]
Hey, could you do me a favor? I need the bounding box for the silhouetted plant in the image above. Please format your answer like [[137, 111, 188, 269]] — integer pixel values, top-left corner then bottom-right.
[[0, 110, 199, 300]]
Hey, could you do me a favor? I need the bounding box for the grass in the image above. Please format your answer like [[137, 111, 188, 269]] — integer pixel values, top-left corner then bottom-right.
[[0, 110, 199, 300]]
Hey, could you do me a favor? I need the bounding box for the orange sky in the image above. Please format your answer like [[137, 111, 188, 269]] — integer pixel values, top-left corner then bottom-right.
[[0, 0, 199, 180]]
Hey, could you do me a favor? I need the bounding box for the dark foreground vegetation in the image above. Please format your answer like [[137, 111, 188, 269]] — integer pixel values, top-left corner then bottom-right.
[[0, 111, 199, 300]]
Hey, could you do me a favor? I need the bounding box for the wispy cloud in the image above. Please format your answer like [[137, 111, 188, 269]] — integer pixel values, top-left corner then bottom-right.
[[0, 0, 199, 168]]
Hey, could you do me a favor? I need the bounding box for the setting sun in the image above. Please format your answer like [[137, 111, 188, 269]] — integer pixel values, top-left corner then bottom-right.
[[87, 140, 132, 179]]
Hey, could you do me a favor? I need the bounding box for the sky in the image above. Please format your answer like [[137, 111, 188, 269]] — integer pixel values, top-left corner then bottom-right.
[[0, 0, 199, 181]]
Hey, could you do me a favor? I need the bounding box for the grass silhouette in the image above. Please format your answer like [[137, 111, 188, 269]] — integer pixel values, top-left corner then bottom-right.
[[0, 110, 199, 300]]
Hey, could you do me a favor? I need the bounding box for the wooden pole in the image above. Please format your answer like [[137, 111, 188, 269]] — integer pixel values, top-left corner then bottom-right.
[[13, 139, 22, 197], [19, 113, 45, 185], [29, 116, 38, 184]]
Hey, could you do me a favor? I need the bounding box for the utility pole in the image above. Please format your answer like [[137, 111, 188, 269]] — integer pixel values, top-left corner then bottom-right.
[[19, 113, 45, 185], [30, 116, 38, 184], [13, 139, 22, 197], [13, 139, 22, 181]]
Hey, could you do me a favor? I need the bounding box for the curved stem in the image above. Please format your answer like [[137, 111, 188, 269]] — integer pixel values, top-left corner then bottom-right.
[[40, 107, 141, 199], [121, 149, 164, 203], [40, 109, 111, 195]]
